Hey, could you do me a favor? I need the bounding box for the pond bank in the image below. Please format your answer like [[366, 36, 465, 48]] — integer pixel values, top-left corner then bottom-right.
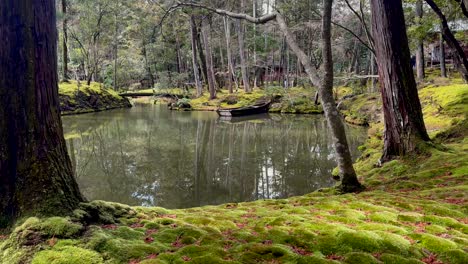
[[59, 81, 132, 116], [1, 82, 466, 264]]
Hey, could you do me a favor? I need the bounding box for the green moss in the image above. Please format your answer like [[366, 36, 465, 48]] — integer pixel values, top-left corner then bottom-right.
[[337, 231, 382, 252], [379, 254, 424, 264], [32, 246, 103, 264], [410, 233, 458, 253], [343, 252, 380, 264]]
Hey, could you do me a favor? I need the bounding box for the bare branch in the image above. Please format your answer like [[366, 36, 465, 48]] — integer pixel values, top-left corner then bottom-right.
[[172, 1, 278, 24]]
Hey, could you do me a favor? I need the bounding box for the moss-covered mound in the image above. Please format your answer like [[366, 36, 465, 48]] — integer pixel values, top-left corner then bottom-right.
[[59, 81, 132, 115]]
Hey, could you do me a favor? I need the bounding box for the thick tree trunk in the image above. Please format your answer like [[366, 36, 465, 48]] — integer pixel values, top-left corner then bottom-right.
[[201, 18, 217, 99], [0, 0, 84, 226], [62, 0, 69, 81], [415, 0, 425, 81], [425, 0, 468, 82], [238, 0, 251, 92], [190, 16, 203, 97], [371, 0, 430, 162]]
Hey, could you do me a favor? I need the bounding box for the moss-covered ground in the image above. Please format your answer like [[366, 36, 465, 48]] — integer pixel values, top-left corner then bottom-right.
[[1, 80, 466, 264], [59, 81, 132, 115]]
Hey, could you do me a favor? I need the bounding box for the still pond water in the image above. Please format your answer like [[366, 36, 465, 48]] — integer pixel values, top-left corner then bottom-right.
[[62, 105, 367, 209]]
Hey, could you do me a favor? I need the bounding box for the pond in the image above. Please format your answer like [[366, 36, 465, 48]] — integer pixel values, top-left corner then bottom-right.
[[62, 105, 367, 209]]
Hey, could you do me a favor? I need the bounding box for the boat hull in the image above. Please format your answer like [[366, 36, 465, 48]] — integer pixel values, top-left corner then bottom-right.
[[216, 102, 270, 117]]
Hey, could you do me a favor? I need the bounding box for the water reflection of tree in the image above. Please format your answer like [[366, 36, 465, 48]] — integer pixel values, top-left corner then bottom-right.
[[64, 107, 366, 208]]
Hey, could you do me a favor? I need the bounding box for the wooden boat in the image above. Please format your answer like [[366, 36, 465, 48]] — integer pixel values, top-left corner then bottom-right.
[[216, 101, 271, 117]]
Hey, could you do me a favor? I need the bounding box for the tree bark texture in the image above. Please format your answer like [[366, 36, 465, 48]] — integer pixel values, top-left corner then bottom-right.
[[370, 0, 430, 162], [425, 0, 468, 82], [0, 0, 84, 226]]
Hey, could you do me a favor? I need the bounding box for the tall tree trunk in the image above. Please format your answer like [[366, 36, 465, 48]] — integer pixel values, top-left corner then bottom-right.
[[190, 16, 203, 97], [195, 21, 209, 84], [371, 0, 430, 162], [253, 0, 258, 88], [175, 0, 363, 193], [113, 14, 119, 90], [276, 3, 362, 192], [415, 0, 425, 81], [0, 0, 84, 226], [201, 18, 217, 99], [425, 0, 468, 82], [319, 0, 362, 192], [62, 0, 69, 81], [224, 16, 235, 93], [440, 33, 447, 77], [142, 42, 155, 88], [238, 0, 251, 92]]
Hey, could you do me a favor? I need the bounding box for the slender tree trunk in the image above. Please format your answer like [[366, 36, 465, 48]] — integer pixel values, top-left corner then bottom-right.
[[142, 42, 155, 88], [253, 0, 258, 88], [176, 0, 363, 193], [224, 17, 235, 94], [195, 21, 209, 84], [425, 0, 468, 82], [415, 0, 425, 81], [319, 0, 362, 192], [190, 16, 203, 97], [113, 14, 119, 89], [276, 3, 362, 192], [0, 0, 84, 226], [238, 0, 251, 92], [201, 18, 217, 99], [62, 0, 69, 81], [440, 33, 447, 77], [371, 0, 430, 162]]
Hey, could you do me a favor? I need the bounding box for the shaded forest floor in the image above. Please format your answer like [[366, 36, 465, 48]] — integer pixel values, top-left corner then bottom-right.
[[1, 80, 467, 264]]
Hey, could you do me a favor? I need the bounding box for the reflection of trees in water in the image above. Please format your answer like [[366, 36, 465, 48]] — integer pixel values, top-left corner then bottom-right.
[[64, 106, 366, 208]]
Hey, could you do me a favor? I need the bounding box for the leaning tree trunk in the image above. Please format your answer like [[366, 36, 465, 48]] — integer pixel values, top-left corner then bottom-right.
[[371, 0, 430, 162], [201, 18, 217, 99], [319, 0, 362, 192], [276, 2, 363, 193], [0, 0, 84, 226], [425, 0, 468, 82], [415, 0, 425, 81]]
